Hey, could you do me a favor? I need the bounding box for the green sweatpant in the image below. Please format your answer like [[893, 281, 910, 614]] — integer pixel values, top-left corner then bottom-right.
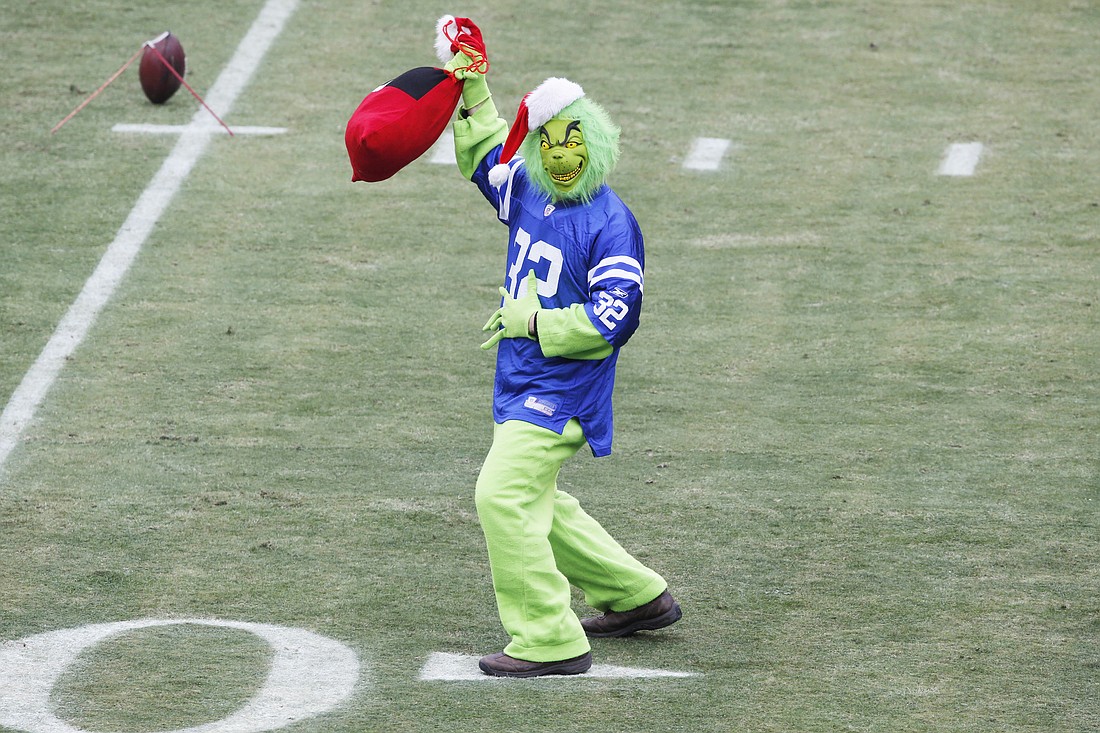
[[475, 418, 667, 662]]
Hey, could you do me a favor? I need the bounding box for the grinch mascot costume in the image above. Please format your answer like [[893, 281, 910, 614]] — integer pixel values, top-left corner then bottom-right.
[[436, 16, 681, 678]]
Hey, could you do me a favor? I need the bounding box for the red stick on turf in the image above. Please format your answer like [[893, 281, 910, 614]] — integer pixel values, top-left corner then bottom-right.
[[51, 47, 144, 134], [143, 41, 234, 136]]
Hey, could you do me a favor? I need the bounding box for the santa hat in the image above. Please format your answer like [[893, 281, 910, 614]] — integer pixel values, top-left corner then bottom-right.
[[488, 77, 585, 188], [435, 15, 487, 66]]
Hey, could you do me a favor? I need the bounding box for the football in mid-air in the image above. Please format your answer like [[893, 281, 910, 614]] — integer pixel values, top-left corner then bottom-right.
[[139, 31, 186, 104]]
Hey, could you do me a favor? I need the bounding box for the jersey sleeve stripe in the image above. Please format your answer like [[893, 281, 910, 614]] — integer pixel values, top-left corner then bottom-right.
[[587, 256, 642, 281], [589, 269, 644, 292]]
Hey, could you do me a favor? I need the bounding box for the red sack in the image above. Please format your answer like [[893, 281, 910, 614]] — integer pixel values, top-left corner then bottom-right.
[[344, 67, 462, 183]]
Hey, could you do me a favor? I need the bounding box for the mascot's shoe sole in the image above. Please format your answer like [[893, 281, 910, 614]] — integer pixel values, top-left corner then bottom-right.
[[580, 590, 682, 638], [478, 651, 592, 678]]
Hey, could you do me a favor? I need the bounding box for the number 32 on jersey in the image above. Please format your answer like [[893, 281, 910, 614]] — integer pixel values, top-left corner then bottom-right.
[[507, 227, 632, 331], [507, 228, 562, 298]]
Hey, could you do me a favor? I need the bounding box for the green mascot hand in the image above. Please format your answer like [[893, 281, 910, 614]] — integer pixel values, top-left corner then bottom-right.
[[445, 51, 491, 111], [481, 271, 541, 350]]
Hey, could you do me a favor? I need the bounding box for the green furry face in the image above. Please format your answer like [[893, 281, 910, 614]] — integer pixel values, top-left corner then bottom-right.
[[520, 97, 620, 203], [539, 119, 587, 195]]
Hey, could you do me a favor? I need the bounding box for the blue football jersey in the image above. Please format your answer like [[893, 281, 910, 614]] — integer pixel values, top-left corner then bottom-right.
[[472, 147, 645, 456]]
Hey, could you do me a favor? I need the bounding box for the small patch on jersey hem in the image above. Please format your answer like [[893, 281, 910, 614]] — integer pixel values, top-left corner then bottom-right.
[[523, 395, 558, 417]]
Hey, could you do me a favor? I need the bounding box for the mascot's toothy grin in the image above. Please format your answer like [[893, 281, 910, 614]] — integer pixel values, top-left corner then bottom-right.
[[538, 118, 590, 197], [549, 161, 584, 183], [517, 95, 619, 203]]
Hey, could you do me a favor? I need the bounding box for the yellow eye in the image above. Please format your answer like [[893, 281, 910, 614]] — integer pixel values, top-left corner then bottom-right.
[[566, 141, 579, 149], [540, 140, 550, 150]]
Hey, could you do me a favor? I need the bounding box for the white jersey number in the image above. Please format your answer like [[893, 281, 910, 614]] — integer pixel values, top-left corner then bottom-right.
[[508, 227, 562, 298], [507, 228, 631, 330], [592, 291, 629, 330]]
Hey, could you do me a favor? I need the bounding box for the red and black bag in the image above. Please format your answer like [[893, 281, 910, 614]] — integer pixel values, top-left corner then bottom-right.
[[344, 67, 462, 183], [344, 16, 488, 183]]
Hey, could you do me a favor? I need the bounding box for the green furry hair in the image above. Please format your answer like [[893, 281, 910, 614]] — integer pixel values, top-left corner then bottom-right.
[[519, 96, 621, 203]]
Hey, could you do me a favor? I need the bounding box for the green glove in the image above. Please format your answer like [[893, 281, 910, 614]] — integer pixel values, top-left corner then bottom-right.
[[444, 51, 491, 110], [481, 271, 541, 350]]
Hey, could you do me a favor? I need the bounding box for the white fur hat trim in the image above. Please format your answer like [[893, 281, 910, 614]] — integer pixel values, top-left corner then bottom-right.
[[524, 78, 585, 129], [435, 15, 457, 63]]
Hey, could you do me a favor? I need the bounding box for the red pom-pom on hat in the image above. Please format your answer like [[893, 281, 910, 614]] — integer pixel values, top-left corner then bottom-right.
[[488, 77, 584, 187]]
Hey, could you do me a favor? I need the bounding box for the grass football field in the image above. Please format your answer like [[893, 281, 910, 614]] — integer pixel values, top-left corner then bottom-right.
[[1, 1, 1098, 731]]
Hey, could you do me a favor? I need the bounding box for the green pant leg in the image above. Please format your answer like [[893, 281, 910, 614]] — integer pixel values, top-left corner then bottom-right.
[[475, 419, 591, 662], [549, 489, 668, 613]]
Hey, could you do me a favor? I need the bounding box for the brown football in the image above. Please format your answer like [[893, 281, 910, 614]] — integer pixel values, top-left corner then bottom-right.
[[139, 32, 186, 104]]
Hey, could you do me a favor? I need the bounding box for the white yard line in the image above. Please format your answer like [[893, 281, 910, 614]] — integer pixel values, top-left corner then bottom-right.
[[683, 137, 732, 171], [0, 0, 300, 475], [938, 142, 984, 176], [419, 652, 699, 681]]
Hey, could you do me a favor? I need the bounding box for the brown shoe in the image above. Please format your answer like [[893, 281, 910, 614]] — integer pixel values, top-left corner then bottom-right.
[[580, 590, 682, 638], [478, 651, 593, 678]]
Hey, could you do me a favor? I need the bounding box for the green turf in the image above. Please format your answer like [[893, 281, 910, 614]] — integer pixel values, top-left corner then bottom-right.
[[53, 624, 273, 731], [1, 1, 1098, 731]]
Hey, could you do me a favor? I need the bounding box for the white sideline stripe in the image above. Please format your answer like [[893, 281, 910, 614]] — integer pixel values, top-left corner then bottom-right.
[[113, 123, 288, 135], [0, 0, 300, 476], [938, 142, 983, 176], [683, 137, 732, 171], [418, 652, 699, 681], [429, 127, 457, 165]]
